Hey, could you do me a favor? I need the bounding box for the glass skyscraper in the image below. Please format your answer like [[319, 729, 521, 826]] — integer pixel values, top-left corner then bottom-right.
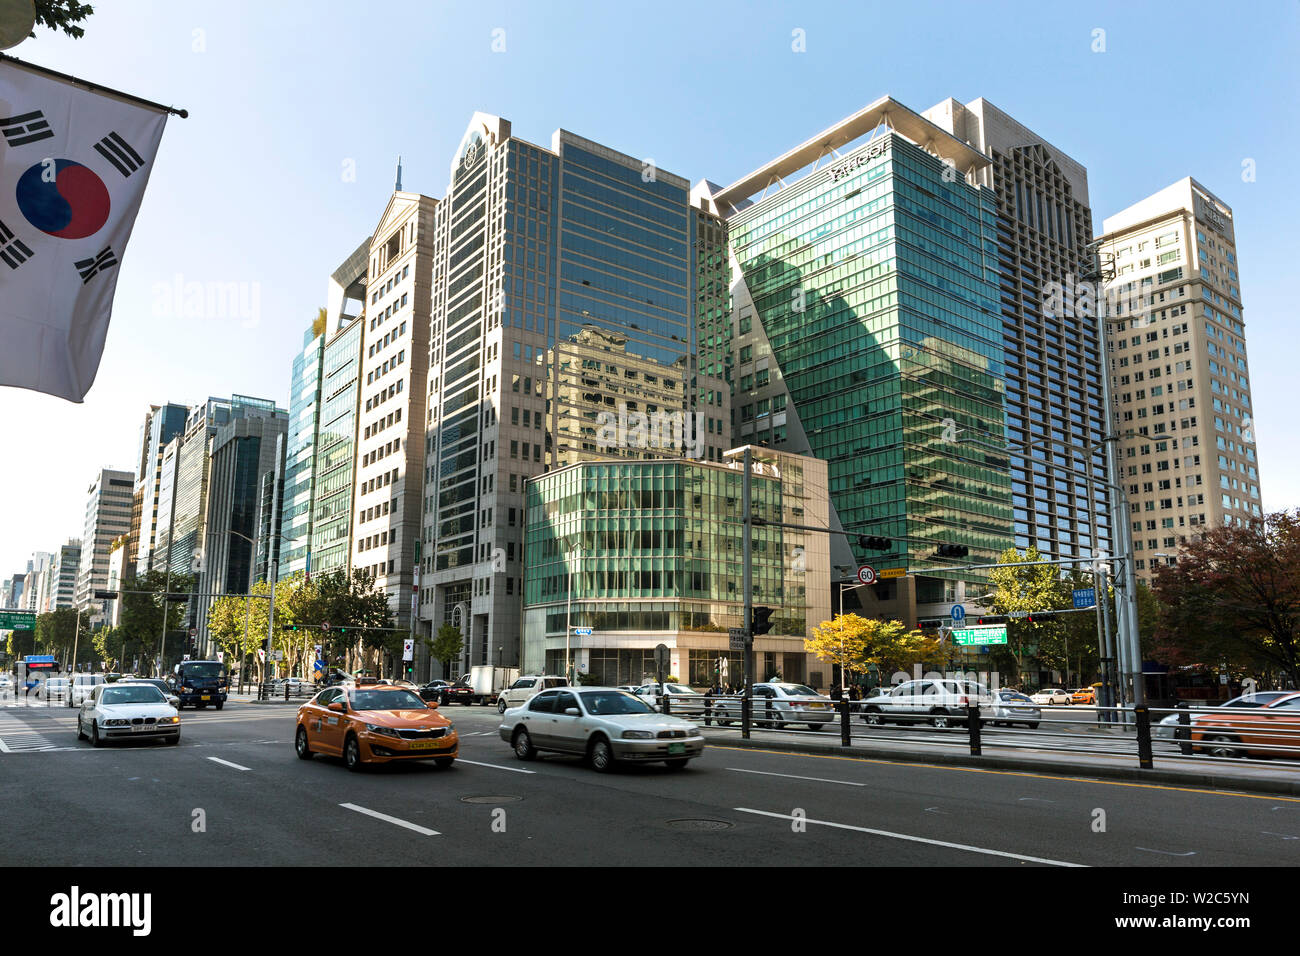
[[701, 99, 1014, 623], [279, 326, 324, 580]]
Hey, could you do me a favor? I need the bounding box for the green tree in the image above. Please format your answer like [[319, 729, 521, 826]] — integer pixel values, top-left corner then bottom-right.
[[289, 568, 393, 673], [430, 623, 464, 679], [6, 627, 36, 659], [33, 1, 94, 39], [34, 606, 95, 664], [806, 614, 941, 685], [987, 546, 1071, 683]]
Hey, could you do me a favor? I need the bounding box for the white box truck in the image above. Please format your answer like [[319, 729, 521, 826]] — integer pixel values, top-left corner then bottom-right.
[[464, 665, 519, 706]]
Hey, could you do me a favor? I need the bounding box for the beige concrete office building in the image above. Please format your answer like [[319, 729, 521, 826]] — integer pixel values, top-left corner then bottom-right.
[[1098, 177, 1262, 585]]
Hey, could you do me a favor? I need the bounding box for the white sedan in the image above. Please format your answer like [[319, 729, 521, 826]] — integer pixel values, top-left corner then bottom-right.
[[1030, 688, 1072, 705], [499, 686, 705, 771], [77, 682, 181, 747], [634, 682, 709, 715], [712, 682, 837, 730]]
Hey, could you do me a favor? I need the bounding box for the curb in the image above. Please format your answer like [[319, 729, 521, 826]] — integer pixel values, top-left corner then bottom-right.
[[703, 733, 1300, 797]]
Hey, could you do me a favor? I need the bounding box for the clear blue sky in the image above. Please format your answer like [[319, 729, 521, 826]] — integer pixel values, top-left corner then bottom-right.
[[4, 0, 1298, 576]]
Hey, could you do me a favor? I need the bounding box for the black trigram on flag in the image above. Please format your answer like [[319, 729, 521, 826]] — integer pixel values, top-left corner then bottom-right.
[[93, 130, 146, 177], [0, 219, 34, 270], [75, 246, 118, 283], [0, 110, 54, 147]]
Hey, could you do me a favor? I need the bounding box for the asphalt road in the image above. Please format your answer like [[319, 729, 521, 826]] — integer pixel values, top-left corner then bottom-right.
[[2, 701, 1297, 866]]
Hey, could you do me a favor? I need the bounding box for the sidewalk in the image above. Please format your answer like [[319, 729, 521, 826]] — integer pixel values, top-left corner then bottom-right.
[[695, 724, 1300, 797]]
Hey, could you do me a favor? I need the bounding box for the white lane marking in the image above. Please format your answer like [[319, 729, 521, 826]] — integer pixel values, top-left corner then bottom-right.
[[1135, 847, 1197, 857], [1261, 831, 1299, 840], [924, 807, 948, 814], [727, 767, 865, 787], [0, 737, 9, 753], [339, 803, 439, 836], [734, 808, 1087, 867], [454, 758, 536, 774], [206, 757, 251, 771]]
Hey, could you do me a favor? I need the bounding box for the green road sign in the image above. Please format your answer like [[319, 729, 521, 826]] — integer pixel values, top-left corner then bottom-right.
[[0, 610, 36, 631], [951, 625, 1008, 646]]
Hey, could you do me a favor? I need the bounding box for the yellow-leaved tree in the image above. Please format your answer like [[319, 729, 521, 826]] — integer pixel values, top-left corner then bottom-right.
[[805, 614, 944, 686]]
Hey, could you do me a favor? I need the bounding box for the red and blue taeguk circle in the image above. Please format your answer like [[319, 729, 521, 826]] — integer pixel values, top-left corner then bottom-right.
[[15, 159, 111, 239]]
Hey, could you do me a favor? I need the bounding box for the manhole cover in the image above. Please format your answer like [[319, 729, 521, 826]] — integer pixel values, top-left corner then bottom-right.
[[665, 818, 733, 831], [460, 795, 523, 804]]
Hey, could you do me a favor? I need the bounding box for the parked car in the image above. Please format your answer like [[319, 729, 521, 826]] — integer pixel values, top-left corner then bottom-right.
[[294, 683, 457, 772], [496, 675, 569, 714], [633, 682, 708, 715], [77, 682, 181, 746], [1157, 691, 1293, 740], [712, 682, 837, 730], [1191, 692, 1300, 759], [990, 690, 1041, 729], [499, 686, 704, 771], [418, 680, 452, 703], [440, 680, 475, 705], [1030, 688, 1071, 705], [859, 679, 995, 729]]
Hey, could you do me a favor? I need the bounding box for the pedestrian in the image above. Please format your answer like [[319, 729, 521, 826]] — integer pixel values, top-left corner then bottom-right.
[[850, 684, 862, 702], [830, 683, 843, 701]]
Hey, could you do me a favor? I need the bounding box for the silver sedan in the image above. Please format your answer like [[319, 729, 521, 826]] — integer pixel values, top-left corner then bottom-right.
[[499, 686, 705, 772]]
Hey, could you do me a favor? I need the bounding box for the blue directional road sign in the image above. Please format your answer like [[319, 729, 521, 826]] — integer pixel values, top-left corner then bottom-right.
[[950, 604, 966, 623], [1072, 587, 1096, 609], [574, 627, 593, 636]]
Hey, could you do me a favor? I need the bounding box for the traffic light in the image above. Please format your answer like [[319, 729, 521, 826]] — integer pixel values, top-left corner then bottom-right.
[[751, 606, 775, 636], [934, 544, 969, 559], [1025, 614, 1036, 625], [94, 590, 117, 601], [858, 535, 891, 551], [976, 616, 1006, 626]]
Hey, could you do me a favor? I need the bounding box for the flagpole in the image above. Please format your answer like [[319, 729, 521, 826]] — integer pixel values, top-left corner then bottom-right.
[[0, 53, 188, 118]]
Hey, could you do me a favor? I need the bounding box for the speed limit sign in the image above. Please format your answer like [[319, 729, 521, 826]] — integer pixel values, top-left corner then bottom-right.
[[858, 565, 877, 585]]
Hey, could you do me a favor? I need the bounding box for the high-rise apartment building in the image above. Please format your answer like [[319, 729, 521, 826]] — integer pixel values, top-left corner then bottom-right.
[[1097, 177, 1261, 584], [76, 468, 134, 614], [699, 98, 1012, 626], [279, 326, 325, 580], [923, 98, 1110, 565], [416, 115, 730, 677], [133, 403, 189, 574], [49, 541, 80, 610]]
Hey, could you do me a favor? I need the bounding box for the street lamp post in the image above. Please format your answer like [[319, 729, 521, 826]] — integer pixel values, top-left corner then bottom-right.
[[564, 546, 582, 683]]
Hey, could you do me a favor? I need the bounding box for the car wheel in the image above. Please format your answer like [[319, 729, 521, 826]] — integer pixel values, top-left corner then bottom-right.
[[863, 707, 883, 725], [435, 756, 455, 769], [295, 725, 313, 760], [809, 723, 826, 731], [90, 721, 102, 748], [664, 758, 689, 771], [168, 733, 181, 746], [215, 700, 223, 711], [76, 715, 85, 740], [497, 699, 507, 714], [344, 734, 365, 772], [589, 735, 616, 773], [1202, 734, 1242, 759], [512, 727, 536, 761], [1027, 723, 1040, 730], [930, 709, 952, 730]]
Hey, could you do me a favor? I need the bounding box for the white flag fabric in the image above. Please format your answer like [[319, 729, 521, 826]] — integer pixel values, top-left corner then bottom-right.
[[0, 59, 168, 402]]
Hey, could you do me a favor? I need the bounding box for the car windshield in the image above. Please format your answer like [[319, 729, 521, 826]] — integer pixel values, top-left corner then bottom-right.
[[777, 684, 818, 697], [181, 663, 225, 679], [101, 686, 166, 705], [349, 689, 426, 711], [580, 691, 655, 715]]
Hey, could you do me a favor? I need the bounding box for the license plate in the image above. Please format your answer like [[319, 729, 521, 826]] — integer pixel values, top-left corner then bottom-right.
[[408, 740, 439, 751], [810, 703, 828, 709], [201, 695, 210, 700], [130, 724, 154, 732], [668, 742, 685, 755]]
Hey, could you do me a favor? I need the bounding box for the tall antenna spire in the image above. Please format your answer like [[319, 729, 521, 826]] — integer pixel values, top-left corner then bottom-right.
[[395, 155, 403, 192]]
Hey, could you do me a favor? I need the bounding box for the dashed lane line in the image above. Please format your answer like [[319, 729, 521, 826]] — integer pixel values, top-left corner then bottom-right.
[[206, 757, 251, 771], [339, 803, 439, 836]]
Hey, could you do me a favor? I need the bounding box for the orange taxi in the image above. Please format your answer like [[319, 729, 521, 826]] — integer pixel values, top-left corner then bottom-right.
[[294, 681, 458, 772], [1070, 686, 1097, 705], [1192, 692, 1300, 759]]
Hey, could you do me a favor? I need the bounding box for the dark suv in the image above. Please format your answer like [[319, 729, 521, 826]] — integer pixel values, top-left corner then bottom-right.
[[168, 660, 228, 709]]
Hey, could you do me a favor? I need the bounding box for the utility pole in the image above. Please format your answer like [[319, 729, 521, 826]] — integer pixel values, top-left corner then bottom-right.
[[742, 447, 753, 700]]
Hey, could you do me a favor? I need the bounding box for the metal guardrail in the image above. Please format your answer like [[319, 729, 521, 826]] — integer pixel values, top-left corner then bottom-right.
[[257, 681, 318, 701], [652, 693, 1300, 772]]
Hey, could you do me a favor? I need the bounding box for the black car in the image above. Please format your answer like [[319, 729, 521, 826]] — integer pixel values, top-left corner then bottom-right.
[[443, 681, 475, 705], [419, 680, 452, 703]]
